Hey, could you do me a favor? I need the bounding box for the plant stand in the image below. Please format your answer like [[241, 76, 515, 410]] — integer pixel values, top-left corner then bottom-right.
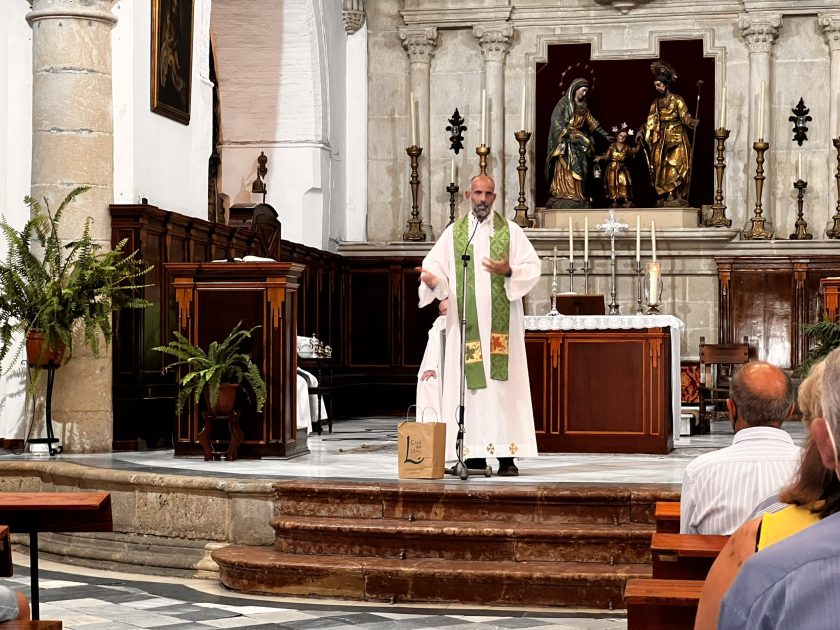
[[28, 365, 63, 456], [196, 410, 243, 461]]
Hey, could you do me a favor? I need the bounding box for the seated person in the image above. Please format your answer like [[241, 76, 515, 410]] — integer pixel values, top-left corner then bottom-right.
[[0, 586, 28, 621], [716, 347, 840, 629], [695, 360, 836, 629], [416, 299, 447, 422], [680, 361, 800, 535]]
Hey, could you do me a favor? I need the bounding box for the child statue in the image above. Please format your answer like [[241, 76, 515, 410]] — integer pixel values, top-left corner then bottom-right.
[[603, 124, 639, 207]]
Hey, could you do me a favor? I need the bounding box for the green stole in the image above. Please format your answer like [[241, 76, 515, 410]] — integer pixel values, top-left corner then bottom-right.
[[453, 211, 510, 390]]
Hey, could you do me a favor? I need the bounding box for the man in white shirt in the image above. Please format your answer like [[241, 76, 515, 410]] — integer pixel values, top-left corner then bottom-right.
[[680, 361, 801, 535]]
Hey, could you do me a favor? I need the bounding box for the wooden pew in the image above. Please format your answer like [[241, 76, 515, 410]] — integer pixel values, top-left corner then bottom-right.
[[0, 525, 11, 578], [655, 501, 680, 533], [625, 578, 704, 630], [651, 532, 728, 580], [0, 623, 62, 629]]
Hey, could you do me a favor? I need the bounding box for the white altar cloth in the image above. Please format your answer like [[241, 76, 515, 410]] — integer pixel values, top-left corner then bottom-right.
[[525, 314, 686, 446]]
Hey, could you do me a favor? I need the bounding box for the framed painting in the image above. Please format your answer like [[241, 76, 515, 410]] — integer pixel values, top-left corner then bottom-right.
[[150, 0, 194, 125]]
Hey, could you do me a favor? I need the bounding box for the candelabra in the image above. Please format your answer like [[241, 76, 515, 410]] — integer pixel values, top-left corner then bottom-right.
[[402, 145, 426, 241], [789, 179, 812, 240], [597, 210, 627, 315], [582, 259, 592, 294], [827, 139, 840, 238], [476, 144, 490, 176], [567, 260, 576, 293], [705, 127, 732, 227], [446, 182, 459, 226], [512, 131, 533, 228], [742, 140, 773, 240], [634, 260, 644, 315]]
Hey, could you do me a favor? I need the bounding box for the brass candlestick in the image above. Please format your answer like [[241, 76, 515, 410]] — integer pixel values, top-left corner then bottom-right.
[[476, 144, 490, 176], [706, 127, 732, 227], [512, 130, 533, 228], [635, 260, 644, 315], [582, 259, 591, 294], [742, 140, 773, 240], [790, 179, 812, 240], [402, 145, 426, 242], [446, 182, 459, 226], [567, 260, 576, 293], [827, 138, 840, 238]]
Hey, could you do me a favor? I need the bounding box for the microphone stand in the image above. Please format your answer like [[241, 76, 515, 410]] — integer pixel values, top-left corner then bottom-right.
[[447, 219, 492, 481]]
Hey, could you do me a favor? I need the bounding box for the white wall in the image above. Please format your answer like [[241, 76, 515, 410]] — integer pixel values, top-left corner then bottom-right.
[[344, 23, 368, 242], [113, 0, 213, 217], [0, 2, 33, 440]]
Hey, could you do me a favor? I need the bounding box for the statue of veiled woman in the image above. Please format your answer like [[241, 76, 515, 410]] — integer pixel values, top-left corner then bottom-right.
[[545, 78, 612, 209]]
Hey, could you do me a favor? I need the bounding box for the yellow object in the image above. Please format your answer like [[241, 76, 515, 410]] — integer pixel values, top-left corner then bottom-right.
[[757, 503, 822, 551]]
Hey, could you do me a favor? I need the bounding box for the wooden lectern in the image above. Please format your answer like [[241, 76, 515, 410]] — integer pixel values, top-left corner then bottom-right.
[[166, 262, 307, 458]]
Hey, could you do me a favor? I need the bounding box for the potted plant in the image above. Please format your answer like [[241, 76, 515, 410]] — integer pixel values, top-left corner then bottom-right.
[[153, 322, 266, 416], [0, 186, 150, 374], [797, 318, 840, 377]]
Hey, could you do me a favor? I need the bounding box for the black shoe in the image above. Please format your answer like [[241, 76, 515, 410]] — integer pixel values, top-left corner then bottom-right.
[[497, 457, 519, 477], [464, 458, 487, 470]]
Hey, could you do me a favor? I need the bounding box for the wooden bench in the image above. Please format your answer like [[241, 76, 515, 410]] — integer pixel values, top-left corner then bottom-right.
[[625, 578, 704, 630], [655, 501, 680, 533], [0, 622, 62, 629], [651, 532, 728, 580]]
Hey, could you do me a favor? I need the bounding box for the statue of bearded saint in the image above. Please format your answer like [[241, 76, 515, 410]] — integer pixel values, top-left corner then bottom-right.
[[636, 61, 699, 207], [545, 78, 613, 209]]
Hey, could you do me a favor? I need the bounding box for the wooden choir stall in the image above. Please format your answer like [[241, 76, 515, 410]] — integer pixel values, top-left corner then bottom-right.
[[167, 262, 307, 458]]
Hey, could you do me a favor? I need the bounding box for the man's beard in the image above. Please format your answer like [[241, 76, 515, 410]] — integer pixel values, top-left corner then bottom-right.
[[473, 204, 491, 221]]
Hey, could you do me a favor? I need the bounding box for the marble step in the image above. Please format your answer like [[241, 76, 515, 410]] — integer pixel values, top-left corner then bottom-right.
[[213, 546, 651, 609], [271, 516, 654, 564], [274, 479, 678, 525]]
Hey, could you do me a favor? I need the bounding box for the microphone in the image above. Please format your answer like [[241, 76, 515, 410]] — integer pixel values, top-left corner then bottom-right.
[[226, 226, 241, 262], [462, 212, 483, 259]]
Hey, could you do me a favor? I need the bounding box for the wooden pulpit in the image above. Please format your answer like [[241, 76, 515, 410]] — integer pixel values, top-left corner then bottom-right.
[[165, 262, 307, 458]]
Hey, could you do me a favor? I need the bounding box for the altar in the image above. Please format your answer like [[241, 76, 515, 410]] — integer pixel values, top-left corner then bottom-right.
[[524, 314, 684, 455]]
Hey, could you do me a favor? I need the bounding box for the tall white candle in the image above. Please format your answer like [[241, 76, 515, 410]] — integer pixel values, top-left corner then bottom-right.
[[719, 85, 726, 129], [758, 80, 765, 140], [635, 215, 641, 263], [584, 217, 589, 263], [520, 85, 526, 131], [568, 217, 574, 263], [481, 89, 487, 146], [451, 158, 456, 184], [410, 91, 417, 147], [651, 219, 657, 263], [798, 151, 802, 181]]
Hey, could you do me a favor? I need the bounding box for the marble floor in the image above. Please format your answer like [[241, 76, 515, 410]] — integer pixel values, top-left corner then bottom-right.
[[0, 416, 808, 629]]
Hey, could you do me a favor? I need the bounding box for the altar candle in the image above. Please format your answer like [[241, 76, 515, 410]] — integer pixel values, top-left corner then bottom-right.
[[481, 89, 487, 146], [648, 261, 661, 305], [758, 80, 765, 140], [798, 151, 802, 181], [451, 158, 456, 184], [410, 91, 417, 147], [584, 217, 589, 262], [719, 85, 726, 129], [651, 219, 657, 262], [635, 215, 641, 263], [520, 86, 527, 131], [568, 217, 574, 263]]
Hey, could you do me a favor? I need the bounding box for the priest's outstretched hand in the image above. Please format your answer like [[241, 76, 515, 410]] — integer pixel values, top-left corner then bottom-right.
[[482, 257, 512, 277], [417, 266, 439, 289]]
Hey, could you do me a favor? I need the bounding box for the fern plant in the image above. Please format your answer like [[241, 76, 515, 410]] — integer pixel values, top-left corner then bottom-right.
[[154, 322, 266, 415], [797, 318, 840, 377], [0, 186, 150, 372]]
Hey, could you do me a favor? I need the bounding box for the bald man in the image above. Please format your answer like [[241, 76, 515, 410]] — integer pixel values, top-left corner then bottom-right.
[[418, 174, 540, 476], [680, 361, 802, 534]]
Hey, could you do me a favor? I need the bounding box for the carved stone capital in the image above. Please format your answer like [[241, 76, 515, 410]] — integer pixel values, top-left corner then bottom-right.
[[738, 14, 782, 54], [343, 0, 366, 34], [27, 0, 117, 26], [398, 26, 438, 65], [473, 23, 513, 63], [819, 14, 840, 52]]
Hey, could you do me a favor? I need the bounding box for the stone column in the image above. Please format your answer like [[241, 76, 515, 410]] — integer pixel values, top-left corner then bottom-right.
[[739, 14, 781, 231], [473, 23, 513, 209], [399, 26, 438, 239], [26, 0, 117, 452], [820, 13, 840, 227], [344, 0, 368, 241]]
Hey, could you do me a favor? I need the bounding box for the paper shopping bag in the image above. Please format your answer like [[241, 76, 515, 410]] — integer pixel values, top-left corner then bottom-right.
[[397, 420, 446, 479]]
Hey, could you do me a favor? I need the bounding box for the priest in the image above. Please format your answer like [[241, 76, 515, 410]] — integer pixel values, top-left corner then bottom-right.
[[418, 174, 540, 476]]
